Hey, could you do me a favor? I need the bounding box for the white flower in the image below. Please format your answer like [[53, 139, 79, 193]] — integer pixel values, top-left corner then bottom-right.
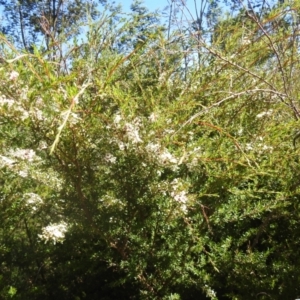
[[171, 178, 179, 186], [245, 140, 273, 154], [20, 87, 29, 101], [158, 71, 167, 83], [171, 190, 188, 213], [9, 71, 19, 81], [245, 143, 254, 151], [187, 157, 198, 170], [19, 109, 29, 120], [33, 108, 44, 120], [205, 285, 217, 298], [262, 145, 273, 151], [0, 93, 30, 120], [256, 109, 273, 119], [9, 148, 37, 162], [190, 84, 199, 92], [241, 36, 251, 46], [125, 122, 143, 143], [180, 204, 187, 213], [24, 192, 43, 205], [24, 192, 43, 211], [237, 128, 243, 136], [18, 170, 28, 178], [171, 190, 188, 204], [0, 95, 15, 107], [114, 114, 122, 125], [164, 128, 175, 135], [258, 144, 273, 154], [38, 141, 48, 150], [171, 179, 188, 213], [187, 131, 194, 141], [159, 149, 177, 164], [104, 153, 117, 164], [146, 143, 160, 153], [35, 97, 43, 106], [0, 155, 15, 167], [148, 112, 158, 122], [118, 141, 126, 151], [39, 222, 68, 244]]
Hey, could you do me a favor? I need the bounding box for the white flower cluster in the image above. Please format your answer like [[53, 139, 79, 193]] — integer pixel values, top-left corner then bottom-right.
[[170, 179, 188, 213], [23, 192, 43, 211], [9, 148, 38, 162], [39, 221, 68, 244], [0, 149, 39, 178], [256, 109, 273, 119], [145, 142, 160, 153], [146, 142, 178, 169], [0, 89, 45, 122], [114, 114, 122, 125], [185, 146, 202, 171], [0, 155, 15, 167], [112, 113, 180, 170], [30, 167, 64, 191], [241, 36, 251, 46], [32, 107, 44, 120], [0, 153, 30, 178], [114, 114, 143, 144], [245, 136, 273, 154], [0, 95, 15, 107], [1, 147, 64, 189], [124, 122, 143, 143], [205, 284, 217, 299], [0, 95, 29, 121], [104, 153, 117, 164], [0, 94, 29, 120], [9, 71, 19, 81], [148, 112, 158, 122], [159, 148, 178, 165], [259, 144, 273, 153], [38, 141, 48, 150], [18, 170, 28, 178]]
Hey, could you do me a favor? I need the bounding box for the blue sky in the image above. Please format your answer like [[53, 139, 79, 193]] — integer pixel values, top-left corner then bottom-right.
[[116, 0, 198, 26], [119, 0, 170, 11], [117, 0, 196, 15]]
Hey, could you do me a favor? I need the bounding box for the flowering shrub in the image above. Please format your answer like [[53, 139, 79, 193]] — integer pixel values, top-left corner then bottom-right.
[[1, 2, 300, 299], [39, 222, 68, 244]]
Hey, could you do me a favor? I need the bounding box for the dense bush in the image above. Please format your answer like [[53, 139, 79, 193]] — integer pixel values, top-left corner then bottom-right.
[[1, 1, 300, 299]]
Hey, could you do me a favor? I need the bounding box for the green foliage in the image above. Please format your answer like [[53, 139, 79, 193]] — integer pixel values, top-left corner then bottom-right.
[[1, 1, 300, 299]]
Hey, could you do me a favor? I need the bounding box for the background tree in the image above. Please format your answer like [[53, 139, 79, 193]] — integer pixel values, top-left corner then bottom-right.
[[0, 0, 100, 52]]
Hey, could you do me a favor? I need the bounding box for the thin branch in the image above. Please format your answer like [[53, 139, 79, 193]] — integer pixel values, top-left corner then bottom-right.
[[18, 4, 28, 51], [175, 88, 288, 134]]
